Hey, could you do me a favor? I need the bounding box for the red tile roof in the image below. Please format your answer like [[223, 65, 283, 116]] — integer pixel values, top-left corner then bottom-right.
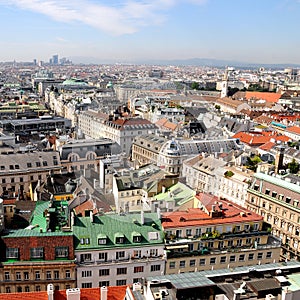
[[162, 193, 262, 229], [0, 286, 128, 300], [245, 92, 282, 103], [286, 126, 300, 135], [258, 141, 276, 151], [233, 131, 290, 146]]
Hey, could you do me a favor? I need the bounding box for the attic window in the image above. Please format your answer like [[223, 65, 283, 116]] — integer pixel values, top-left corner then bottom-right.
[[80, 237, 90, 245], [115, 233, 125, 244], [98, 238, 107, 245], [132, 232, 142, 243]]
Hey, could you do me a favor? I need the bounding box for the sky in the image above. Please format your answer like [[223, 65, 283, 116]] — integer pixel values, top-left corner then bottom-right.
[[0, 0, 300, 64]]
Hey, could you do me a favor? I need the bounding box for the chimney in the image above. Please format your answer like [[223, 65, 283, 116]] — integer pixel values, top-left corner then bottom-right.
[[47, 284, 54, 300], [282, 287, 293, 300], [233, 290, 241, 300], [132, 282, 142, 292], [157, 207, 161, 219], [71, 211, 75, 227], [141, 210, 144, 225], [100, 286, 108, 300], [66, 288, 81, 300]]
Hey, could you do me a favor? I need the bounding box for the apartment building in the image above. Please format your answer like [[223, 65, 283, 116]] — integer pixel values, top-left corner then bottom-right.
[[58, 138, 121, 172], [0, 150, 62, 197], [132, 134, 241, 175], [0, 201, 76, 293], [162, 193, 281, 275], [77, 109, 109, 139], [73, 212, 165, 288], [101, 118, 158, 155], [246, 172, 300, 261]]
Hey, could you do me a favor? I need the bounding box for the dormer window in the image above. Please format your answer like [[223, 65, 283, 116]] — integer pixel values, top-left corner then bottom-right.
[[98, 234, 107, 245], [132, 232, 142, 243], [115, 233, 125, 244]]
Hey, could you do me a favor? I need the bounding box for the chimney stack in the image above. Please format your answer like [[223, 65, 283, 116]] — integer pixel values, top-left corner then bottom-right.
[[47, 284, 54, 300], [66, 288, 81, 300], [101, 286, 108, 300]]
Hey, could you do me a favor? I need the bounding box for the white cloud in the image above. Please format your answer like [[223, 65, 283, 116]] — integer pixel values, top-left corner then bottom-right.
[[1, 0, 207, 35]]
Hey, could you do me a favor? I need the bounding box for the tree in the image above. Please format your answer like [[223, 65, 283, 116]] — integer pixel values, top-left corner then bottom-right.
[[287, 159, 299, 174], [191, 82, 199, 90]]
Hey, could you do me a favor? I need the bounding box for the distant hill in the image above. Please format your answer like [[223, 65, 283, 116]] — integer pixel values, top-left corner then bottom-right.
[[69, 56, 300, 69]]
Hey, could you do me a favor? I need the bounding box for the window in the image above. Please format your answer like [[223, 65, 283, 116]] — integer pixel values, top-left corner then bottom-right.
[[150, 249, 158, 257], [30, 247, 44, 259], [246, 238, 252, 244], [36, 162, 41, 167], [82, 270, 92, 277], [65, 270, 71, 279], [257, 252, 263, 260], [134, 266, 144, 273], [248, 253, 254, 260], [80, 237, 90, 245], [36, 286, 41, 292], [99, 252, 108, 261], [199, 259, 206, 266], [169, 262, 176, 269], [4, 272, 10, 281], [190, 259, 196, 267], [227, 240, 233, 247], [46, 271, 52, 280], [239, 254, 245, 262], [80, 253, 92, 262], [266, 252, 272, 259], [210, 257, 216, 265], [17, 287, 22, 293], [35, 271, 40, 280], [151, 265, 160, 272], [195, 228, 201, 236], [5, 287, 11, 293], [99, 269, 110, 276], [25, 286, 30, 292], [55, 247, 68, 258], [6, 248, 19, 259], [82, 283, 92, 288], [229, 255, 235, 262], [133, 235, 141, 243], [272, 191, 277, 198], [2, 178, 5, 184], [43, 161, 48, 166], [27, 162, 32, 168], [99, 281, 110, 287], [98, 238, 107, 245], [179, 261, 186, 268], [54, 271, 59, 279], [116, 280, 126, 286], [116, 251, 125, 260], [116, 237, 124, 244], [117, 268, 127, 275], [186, 229, 192, 236], [24, 272, 29, 280], [220, 256, 226, 264]]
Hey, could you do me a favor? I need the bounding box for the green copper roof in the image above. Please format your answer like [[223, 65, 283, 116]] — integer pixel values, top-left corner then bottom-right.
[[155, 182, 196, 206], [73, 213, 164, 251], [254, 172, 300, 194]]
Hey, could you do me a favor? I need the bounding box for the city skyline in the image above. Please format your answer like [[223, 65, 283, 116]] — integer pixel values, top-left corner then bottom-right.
[[0, 0, 300, 64]]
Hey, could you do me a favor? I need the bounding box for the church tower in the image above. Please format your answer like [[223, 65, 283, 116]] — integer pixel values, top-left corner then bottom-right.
[[221, 67, 229, 98]]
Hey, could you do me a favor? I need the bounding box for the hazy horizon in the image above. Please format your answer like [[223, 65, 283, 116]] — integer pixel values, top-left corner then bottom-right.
[[0, 0, 299, 64]]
